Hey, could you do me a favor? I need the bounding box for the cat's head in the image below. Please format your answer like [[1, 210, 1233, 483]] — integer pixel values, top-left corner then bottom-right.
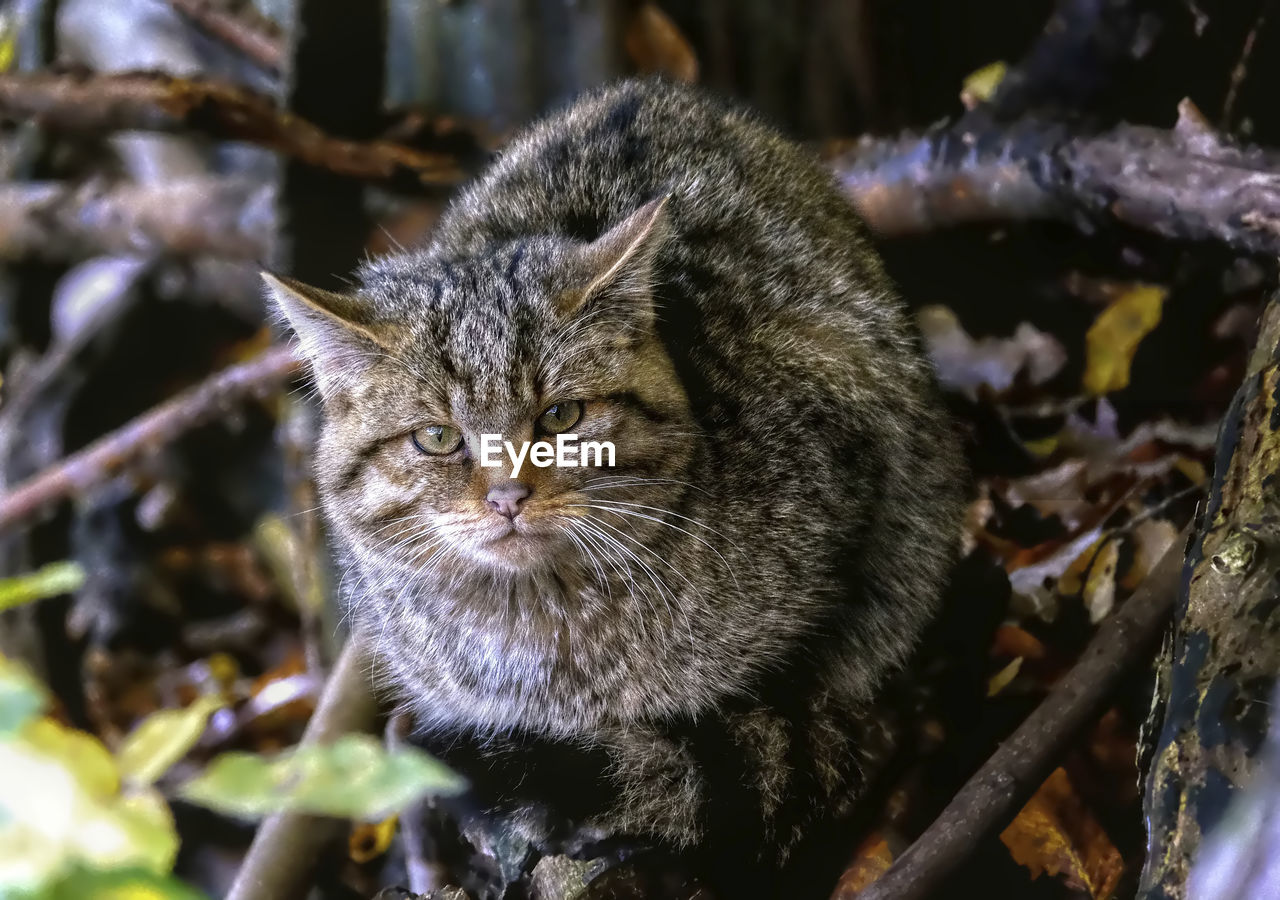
[[266, 198, 697, 579]]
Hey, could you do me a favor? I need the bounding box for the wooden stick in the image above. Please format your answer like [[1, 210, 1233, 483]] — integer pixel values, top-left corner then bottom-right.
[[848, 526, 1188, 900]]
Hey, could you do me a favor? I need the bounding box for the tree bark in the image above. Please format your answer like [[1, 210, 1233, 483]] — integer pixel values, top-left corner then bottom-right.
[[1138, 292, 1280, 899]]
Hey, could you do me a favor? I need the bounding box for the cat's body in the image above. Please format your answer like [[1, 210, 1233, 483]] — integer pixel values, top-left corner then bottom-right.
[[268, 79, 965, 896]]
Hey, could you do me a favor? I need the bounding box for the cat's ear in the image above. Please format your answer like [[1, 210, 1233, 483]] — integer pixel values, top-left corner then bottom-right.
[[262, 273, 386, 398], [561, 196, 669, 322]]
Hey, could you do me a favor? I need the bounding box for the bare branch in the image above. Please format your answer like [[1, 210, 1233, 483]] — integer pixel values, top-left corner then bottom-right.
[[0, 71, 464, 187], [846, 525, 1188, 900], [226, 634, 382, 900], [0, 344, 300, 537], [0, 178, 274, 262], [828, 105, 1280, 257], [165, 0, 284, 73]]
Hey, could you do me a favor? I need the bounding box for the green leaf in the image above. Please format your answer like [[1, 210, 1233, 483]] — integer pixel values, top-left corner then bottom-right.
[[0, 719, 179, 892], [116, 695, 226, 787], [40, 865, 210, 900], [0, 563, 86, 613], [0, 654, 49, 735], [179, 733, 464, 822]]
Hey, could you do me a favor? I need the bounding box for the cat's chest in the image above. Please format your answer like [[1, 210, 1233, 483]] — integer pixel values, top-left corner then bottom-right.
[[384, 575, 648, 734]]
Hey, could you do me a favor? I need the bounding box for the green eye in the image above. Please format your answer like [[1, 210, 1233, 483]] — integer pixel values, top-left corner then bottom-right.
[[411, 424, 463, 455], [537, 400, 583, 435]]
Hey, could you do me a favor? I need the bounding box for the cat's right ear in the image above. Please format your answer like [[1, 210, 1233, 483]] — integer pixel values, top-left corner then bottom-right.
[[262, 273, 385, 399]]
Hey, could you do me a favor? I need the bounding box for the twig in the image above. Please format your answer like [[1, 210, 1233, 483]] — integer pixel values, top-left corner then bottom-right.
[[226, 633, 382, 900], [0, 71, 464, 188], [827, 101, 1280, 257], [165, 0, 284, 73], [1221, 0, 1272, 130], [0, 178, 275, 262], [0, 344, 300, 537], [848, 523, 1188, 900]]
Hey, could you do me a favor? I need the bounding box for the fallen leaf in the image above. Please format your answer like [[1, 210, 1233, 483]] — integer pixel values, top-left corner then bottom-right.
[[918, 305, 1067, 401], [992, 625, 1048, 661], [116, 694, 226, 787], [1001, 767, 1124, 898], [987, 657, 1025, 697], [179, 733, 464, 822], [625, 3, 698, 83], [1083, 284, 1167, 395], [1082, 540, 1119, 623], [834, 832, 894, 894], [1122, 518, 1180, 591]]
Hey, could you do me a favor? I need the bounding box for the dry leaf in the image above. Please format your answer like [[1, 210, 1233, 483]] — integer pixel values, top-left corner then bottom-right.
[[1083, 284, 1167, 395], [987, 657, 1024, 697], [992, 625, 1048, 661], [918, 305, 1067, 400], [835, 832, 894, 894], [625, 3, 698, 83], [1121, 518, 1179, 591], [1001, 767, 1124, 898]]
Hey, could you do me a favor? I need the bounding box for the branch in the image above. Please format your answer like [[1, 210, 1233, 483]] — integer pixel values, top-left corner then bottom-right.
[[165, 0, 283, 73], [847, 524, 1188, 900], [0, 178, 275, 262], [828, 102, 1280, 257], [226, 633, 382, 900], [0, 344, 300, 537], [8, 106, 1280, 265], [0, 71, 464, 188]]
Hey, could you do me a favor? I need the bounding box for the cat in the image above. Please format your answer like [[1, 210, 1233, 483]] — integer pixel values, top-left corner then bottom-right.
[[267, 77, 966, 897]]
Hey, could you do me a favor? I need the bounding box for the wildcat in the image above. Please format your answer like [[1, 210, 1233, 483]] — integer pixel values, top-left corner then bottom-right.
[[267, 78, 966, 897]]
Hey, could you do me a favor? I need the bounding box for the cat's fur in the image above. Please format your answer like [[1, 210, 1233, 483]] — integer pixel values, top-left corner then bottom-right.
[[268, 78, 966, 894]]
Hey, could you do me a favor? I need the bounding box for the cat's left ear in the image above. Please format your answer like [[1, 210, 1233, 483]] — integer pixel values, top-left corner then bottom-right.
[[263, 273, 388, 398], [560, 196, 669, 323]]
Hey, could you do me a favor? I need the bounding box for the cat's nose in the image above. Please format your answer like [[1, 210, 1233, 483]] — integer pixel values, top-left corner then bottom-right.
[[486, 480, 530, 520]]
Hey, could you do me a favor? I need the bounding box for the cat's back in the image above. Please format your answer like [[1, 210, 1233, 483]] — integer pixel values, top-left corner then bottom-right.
[[432, 79, 882, 286]]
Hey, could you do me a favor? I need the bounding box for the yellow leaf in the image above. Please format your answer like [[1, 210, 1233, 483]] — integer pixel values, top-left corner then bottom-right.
[[961, 61, 1008, 108], [1082, 540, 1120, 624], [349, 815, 398, 863], [1001, 767, 1124, 898], [117, 694, 226, 787], [0, 561, 85, 612], [987, 656, 1024, 697], [0, 12, 15, 74], [1083, 285, 1167, 395]]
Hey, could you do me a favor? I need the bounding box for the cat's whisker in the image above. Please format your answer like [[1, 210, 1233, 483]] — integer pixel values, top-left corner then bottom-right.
[[578, 516, 694, 650], [567, 502, 744, 599], [574, 519, 662, 644]]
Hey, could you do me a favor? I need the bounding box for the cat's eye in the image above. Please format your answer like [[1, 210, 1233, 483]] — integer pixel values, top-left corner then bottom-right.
[[537, 400, 583, 435], [411, 424, 463, 456]]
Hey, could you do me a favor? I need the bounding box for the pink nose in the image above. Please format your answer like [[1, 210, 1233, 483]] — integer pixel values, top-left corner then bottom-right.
[[486, 480, 530, 519]]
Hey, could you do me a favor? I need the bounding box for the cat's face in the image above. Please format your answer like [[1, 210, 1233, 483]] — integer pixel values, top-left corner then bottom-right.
[[268, 199, 696, 580]]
